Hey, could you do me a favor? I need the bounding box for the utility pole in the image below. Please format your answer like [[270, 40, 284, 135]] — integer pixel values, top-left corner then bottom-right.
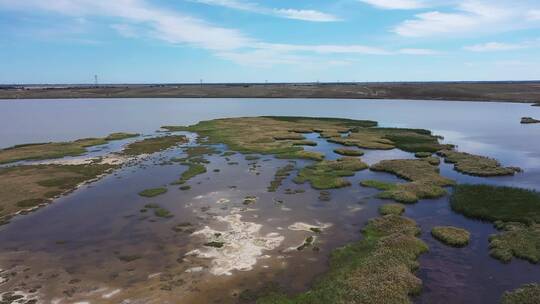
[[94, 75, 98, 87]]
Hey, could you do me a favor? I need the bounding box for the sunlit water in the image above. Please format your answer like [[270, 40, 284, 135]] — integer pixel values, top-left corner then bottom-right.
[[0, 98, 539, 303]]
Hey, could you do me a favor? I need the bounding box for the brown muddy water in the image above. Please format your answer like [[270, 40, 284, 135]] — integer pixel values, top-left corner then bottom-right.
[[1, 98, 540, 304]]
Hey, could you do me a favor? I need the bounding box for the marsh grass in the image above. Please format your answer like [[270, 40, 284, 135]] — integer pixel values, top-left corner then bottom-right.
[[431, 226, 470, 247], [521, 117, 540, 124], [164, 117, 378, 161], [256, 214, 428, 304], [489, 222, 540, 263], [294, 157, 368, 190], [501, 283, 540, 304], [268, 164, 295, 192], [333, 149, 364, 156], [379, 203, 405, 215], [362, 159, 453, 203], [104, 132, 139, 141], [138, 188, 168, 197], [438, 150, 520, 176], [450, 185, 540, 223], [173, 163, 207, 185], [122, 135, 188, 156]]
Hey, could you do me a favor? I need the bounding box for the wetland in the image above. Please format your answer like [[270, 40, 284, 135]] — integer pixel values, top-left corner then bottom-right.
[[1, 98, 540, 304]]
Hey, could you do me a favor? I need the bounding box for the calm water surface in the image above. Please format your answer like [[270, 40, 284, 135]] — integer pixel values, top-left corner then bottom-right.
[[0, 98, 539, 303]]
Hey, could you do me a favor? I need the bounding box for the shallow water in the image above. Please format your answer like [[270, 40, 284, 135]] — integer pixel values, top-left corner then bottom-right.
[[0, 98, 540, 303]]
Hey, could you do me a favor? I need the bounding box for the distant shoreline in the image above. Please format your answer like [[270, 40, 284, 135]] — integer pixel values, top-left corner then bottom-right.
[[1, 81, 539, 103]]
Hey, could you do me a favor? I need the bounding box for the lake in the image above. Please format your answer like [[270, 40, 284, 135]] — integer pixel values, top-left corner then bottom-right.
[[0, 98, 539, 303]]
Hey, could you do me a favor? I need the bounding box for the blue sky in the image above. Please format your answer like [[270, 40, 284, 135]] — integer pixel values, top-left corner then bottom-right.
[[1, 0, 539, 83]]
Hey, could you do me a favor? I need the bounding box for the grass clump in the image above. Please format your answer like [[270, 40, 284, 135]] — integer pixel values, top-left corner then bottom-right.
[[138, 187, 168, 197], [438, 150, 520, 176], [173, 162, 207, 185], [294, 157, 368, 190], [501, 283, 540, 304], [204, 241, 225, 248], [362, 158, 454, 203], [379, 203, 405, 215], [256, 214, 428, 304], [489, 222, 540, 263], [361, 180, 447, 204], [334, 148, 364, 156], [104, 132, 139, 140], [414, 152, 432, 158], [122, 135, 188, 156], [268, 164, 295, 192], [431, 226, 470, 247], [184, 145, 217, 158], [521, 117, 540, 124], [450, 185, 540, 224], [292, 140, 317, 146]]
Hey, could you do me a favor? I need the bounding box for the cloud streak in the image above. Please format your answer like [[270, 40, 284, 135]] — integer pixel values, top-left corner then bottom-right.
[[193, 0, 341, 22]]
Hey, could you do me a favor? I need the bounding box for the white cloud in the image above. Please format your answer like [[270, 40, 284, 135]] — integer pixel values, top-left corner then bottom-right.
[[393, 0, 540, 37], [0, 0, 252, 50], [398, 48, 440, 55], [193, 0, 341, 22], [464, 42, 527, 52], [358, 0, 428, 10]]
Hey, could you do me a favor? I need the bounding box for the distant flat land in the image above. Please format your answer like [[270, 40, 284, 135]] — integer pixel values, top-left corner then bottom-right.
[[1, 81, 540, 103]]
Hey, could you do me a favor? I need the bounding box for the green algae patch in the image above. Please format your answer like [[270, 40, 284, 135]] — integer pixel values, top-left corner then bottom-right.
[[489, 222, 540, 264], [333, 148, 364, 156], [163, 117, 377, 160], [138, 187, 168, 197], [501, 283, 540, 304], [437, 150, 520, 177], [431, 226, 470, 247], [450, 185, 540, 224], [379, 203, 406, 216], [0, 163, 116, 225], [268, 164, 295, 192], [154, 207, 173, 218], [256, 214, 428, 304], [294, 157, 368, 190], [122, 135, 188, 156]]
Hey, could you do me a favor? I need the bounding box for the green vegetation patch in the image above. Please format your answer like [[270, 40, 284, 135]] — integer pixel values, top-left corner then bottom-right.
[[414, 152, 432, 158], [104, 132, 139, 140], [173, 162, 207, 185], [268, 164, 295, 192], [501, 283, 540, 304], [292, 140, 317, 146], [154, 207, 173, 218], [334, 148, 364, 156], [438, 150, 520, 177], [361, 180, 448, 204], [0, 132, 142, 164], [379, 203, 406, 215], [489, 222, 540, 263], [0, 163, 116, 225], [363, 159, 454, 203], [122, 135, 188, 156], [450, 185, 540, 224], [329, 127, 451, 153], [138, 187, 168, 197], [163, 117, 377, 161], [431, 226, 470, 247], [256, 214, 428, 304], [521, 117, 540, 124], [294, 157, 368, 190], [184, 145, 217, 158]]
